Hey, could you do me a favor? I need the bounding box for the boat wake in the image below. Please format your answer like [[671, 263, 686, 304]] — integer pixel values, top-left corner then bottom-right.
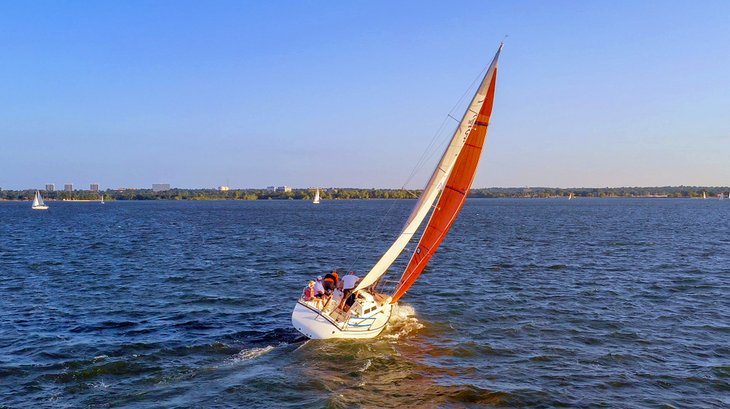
[[231, 345, 276, 363], [382, 303, 424, 340]]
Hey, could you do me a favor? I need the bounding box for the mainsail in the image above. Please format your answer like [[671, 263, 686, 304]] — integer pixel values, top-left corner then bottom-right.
[[354, 44, 502, 293]]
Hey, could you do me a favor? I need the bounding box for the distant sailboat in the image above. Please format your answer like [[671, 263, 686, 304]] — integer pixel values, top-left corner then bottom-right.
[[312, 188, 321, 204], [703, 192, 707, 199], [568, 192, 575, 200], [100, 194, 105, 204], [32, 190, 49, 210], [292, 43, 503, 339]]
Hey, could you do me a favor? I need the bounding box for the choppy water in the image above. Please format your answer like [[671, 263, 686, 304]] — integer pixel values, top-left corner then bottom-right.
[[1, 199, 729, 408]]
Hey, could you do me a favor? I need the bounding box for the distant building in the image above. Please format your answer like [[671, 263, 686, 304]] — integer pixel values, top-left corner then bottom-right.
[[45, 184, 55, 192], [90, 183, 99, 192], [152, 183, 171, 192], [218, 186, 230, 192], [266, 186, 276, 191], [276, 186, 292, 193], [64, 184, 73, 192]]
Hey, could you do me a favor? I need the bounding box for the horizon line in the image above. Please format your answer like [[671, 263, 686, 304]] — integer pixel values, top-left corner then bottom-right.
[[4, 185, 730, 191]]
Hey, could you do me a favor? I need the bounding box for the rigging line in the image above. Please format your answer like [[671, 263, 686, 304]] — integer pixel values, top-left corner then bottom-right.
[[343, 195, 402, 275], [400, 114, 451, 190], [407, 63, 491, 188], [400, 64, 489, 190], [343, 61, 491, 277], [448, 65, 489, 117]]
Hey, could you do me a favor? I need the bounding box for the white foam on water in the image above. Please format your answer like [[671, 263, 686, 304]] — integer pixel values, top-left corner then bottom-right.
[[293, 339, 310, 352], [232, 345, 275, 362], [383, 303, 424, 340], [89, 380, 109, 389], [359, 358, 372, 372]]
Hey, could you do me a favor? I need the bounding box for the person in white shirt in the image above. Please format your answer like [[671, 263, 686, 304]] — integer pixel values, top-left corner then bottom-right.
[[338, 271, 360, 309], [314, 276, 325, 296], [313, 276, 325, 309]]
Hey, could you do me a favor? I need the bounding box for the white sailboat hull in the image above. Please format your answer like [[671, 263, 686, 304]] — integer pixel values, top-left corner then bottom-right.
[[292, 300, 392, 339], [32, 205, 49, 210]]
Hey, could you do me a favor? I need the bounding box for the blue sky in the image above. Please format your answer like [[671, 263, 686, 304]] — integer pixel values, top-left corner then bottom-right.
[[1, 0, 729, 189]]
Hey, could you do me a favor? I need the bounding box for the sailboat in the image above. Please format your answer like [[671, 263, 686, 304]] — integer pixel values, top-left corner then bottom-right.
[[568, 192, 575, 200], [32, 190, 49, 210], [100, 193, 105, 204], [312, 188, 321, 204], [703, 192, 707, 199], [292, 43, 503, 339]]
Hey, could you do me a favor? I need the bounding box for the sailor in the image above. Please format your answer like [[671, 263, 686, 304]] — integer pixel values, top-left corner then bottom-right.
[[314, 276, 325, 297], [342, 290, 358, 313], [338, 271, 360, 309], [323, 271, 339, 294], [302, 281, 315, 302], [313, 276, 325, 309]]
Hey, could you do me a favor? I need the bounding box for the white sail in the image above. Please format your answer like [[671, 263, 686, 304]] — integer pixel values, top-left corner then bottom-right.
[[355, 45, 502, 292], [313, 188, 320, 204], [32, 190, 48, 209]]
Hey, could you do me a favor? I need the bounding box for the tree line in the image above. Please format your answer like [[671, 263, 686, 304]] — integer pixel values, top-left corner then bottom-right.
[[1, 186, 729, 201]]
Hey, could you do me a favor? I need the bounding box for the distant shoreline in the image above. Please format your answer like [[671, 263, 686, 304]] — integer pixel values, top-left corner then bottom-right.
[[1, 186, 728, 201], [1, 197, 726, 202]]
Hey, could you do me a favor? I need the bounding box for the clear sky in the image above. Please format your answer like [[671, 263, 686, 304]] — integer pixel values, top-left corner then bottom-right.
[[1, 0, 729, 190]]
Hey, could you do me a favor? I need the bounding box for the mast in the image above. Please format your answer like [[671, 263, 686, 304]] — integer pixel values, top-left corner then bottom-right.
[[390, 46, 501, 303], [354, 44, 503, 293]]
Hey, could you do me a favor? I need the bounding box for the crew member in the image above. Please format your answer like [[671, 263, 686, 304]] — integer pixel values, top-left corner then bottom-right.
[[338, 271, 360, 309]]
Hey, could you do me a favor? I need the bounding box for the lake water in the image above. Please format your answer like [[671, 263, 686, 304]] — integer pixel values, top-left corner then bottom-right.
[[1, 199, 728, 408]]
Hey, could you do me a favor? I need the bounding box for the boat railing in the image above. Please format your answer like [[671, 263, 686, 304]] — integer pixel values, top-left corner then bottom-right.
[[343, 309, 377, 330]]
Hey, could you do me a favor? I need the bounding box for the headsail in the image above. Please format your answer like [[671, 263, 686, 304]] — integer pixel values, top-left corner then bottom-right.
[[32, 191, 41, 207], [354, 44, 503, 293]]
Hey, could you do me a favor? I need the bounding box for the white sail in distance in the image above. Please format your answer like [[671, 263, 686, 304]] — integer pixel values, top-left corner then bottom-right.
[[355, 44, 503, 292]]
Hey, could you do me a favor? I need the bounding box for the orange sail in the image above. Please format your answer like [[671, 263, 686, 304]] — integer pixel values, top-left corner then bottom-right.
[[391, 65, 498, 304]]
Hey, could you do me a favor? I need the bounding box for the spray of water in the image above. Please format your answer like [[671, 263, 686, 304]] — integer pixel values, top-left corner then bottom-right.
[[382, 303, 424, 340]]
